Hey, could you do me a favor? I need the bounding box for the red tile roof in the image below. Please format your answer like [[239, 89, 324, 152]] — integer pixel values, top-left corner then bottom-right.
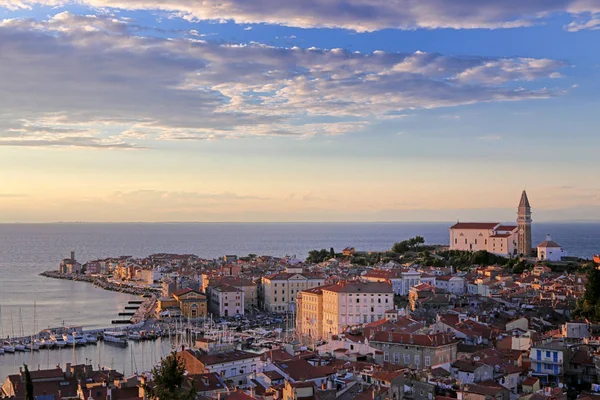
[[450, 222, 499, 230], [371, 332, 457, 347], [323, 281, 392, 294]]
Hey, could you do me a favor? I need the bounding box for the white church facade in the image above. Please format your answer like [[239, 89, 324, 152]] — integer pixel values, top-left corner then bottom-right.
[[537, 234, 567, 262], [449, 191, 533, 258]]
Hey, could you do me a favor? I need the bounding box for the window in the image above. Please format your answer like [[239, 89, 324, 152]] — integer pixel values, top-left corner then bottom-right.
[[425, 356, 431, 367], [546, 351, 550, 358], [475, 239, 478, 245], [393, 353, 400, 364], [455, 239, 457, 244], [274, 290, 277, 294], [356, 298, 360, 303], [465, 239, 467, 244], [403, 354, 410, 364], [378, 299, 381, 303], [384, 352, 389, 362]]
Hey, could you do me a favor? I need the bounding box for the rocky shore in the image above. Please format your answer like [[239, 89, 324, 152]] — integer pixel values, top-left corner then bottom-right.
[[40, 271, 161, 296]]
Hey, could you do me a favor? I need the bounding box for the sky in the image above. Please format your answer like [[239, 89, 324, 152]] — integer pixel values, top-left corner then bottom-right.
[[1, 1, 599, 223]]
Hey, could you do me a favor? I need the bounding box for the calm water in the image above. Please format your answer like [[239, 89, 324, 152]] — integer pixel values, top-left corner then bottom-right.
[[0, 222, 598, 378]]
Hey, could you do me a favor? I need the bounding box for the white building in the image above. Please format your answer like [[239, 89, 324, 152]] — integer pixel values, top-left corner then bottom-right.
[[190, 350, 263, 387], [537, 235, 567, 261], [207, 284, 245, 317], [449, 223, 519, 257], [262, 270, 326, 312], [449, 191, 533, 258], [562, 321, 589, 339], [362, 268, 422, 295], [530, 342, 565, 384], [434, 276, 465, 294]]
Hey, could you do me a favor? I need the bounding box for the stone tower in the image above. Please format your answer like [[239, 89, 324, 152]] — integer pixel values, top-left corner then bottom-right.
[[517, 190, 532, 257]]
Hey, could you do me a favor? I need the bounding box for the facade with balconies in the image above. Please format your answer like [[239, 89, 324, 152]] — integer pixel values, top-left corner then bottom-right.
[[530, 342, 565, 383]]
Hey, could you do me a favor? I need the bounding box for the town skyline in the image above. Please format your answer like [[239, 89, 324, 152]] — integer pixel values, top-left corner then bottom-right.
[[1, 2, 599, 222]]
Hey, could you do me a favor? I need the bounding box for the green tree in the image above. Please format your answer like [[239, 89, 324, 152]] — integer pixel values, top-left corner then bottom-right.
[[574, 266, 600, 323], [306, 249, 331, 264], [24, 364, 34, 400], [143, 352, 196, 400], [392, 241, 409, 254], [330, 248, 335, 258]]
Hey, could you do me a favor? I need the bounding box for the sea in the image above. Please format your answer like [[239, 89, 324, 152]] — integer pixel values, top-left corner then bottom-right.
[[0, 222, 598, 379]]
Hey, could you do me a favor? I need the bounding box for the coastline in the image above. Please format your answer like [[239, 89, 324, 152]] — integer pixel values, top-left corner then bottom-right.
[[40, 271, 161, 297]]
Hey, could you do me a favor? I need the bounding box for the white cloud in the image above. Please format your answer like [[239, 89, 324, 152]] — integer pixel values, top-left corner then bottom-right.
[[0, 13, 569, 147], [565, 17, 600, 31], [1, 0, 600, 31]]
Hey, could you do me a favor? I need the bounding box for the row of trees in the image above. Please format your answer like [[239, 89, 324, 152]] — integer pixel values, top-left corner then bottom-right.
[[306, 248, 336, 263]]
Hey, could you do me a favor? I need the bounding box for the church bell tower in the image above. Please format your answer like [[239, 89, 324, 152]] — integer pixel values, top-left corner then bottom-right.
[[517, 190, 532, 257]]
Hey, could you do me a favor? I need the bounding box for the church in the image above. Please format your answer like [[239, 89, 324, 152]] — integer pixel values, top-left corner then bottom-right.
[[449, 191, 532, 258]]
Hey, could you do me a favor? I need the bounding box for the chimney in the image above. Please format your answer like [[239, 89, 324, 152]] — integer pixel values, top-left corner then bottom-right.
[[71, 251, 76, 261]]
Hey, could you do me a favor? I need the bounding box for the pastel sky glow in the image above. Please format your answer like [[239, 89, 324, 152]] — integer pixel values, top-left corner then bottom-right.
[[1, 1, 599, 222]]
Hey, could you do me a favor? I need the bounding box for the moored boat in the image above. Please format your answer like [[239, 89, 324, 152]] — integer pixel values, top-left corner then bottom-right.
[[3, 342, 15, 353], [83, 334, 98, 344], [51, 335, 67, 348], [103, 331, 128, 346]]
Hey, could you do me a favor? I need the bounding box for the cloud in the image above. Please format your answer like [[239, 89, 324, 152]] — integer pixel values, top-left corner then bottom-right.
[[0, 13, 569, 147], [1, 0, 600, 31], [565, 17, 600, 31]]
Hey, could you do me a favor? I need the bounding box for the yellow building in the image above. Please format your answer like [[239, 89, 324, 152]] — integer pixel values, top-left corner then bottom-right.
[[297, 281, 393, 340], [296, 286, 327, 339], [172, 288, 208, 319]]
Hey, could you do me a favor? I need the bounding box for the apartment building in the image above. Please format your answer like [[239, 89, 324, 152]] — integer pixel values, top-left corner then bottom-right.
[[369, 332, 458, 370], [530, 341, 565, 384], [262, 270, 326, 312], [296, 281, 394, 339], [207, 284, 245, 317]]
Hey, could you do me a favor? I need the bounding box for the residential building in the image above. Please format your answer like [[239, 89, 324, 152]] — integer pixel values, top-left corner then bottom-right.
[[369, 332, 458, 370], [362, 268, 421, 295], [452, 359, 494, 384], [530, 341, 565, 383], [435, 275, 465, 294], [297, 281, 393, 340], [214, 276, 258, 312], [562, 320, 590, 339], [263, 270, 326, 312], [179, 349, 262, 386], [207, 284, 245, 317]]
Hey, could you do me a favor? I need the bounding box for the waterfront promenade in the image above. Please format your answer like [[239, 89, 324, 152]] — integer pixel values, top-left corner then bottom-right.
[[40, 270, 160, 296]]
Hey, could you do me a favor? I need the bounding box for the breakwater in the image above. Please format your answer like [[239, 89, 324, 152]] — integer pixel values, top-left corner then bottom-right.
[[40, 271, 160, 297]]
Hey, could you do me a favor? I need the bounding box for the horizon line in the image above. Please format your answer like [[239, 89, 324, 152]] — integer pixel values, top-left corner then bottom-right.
[[1, 219, 600, 224]]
